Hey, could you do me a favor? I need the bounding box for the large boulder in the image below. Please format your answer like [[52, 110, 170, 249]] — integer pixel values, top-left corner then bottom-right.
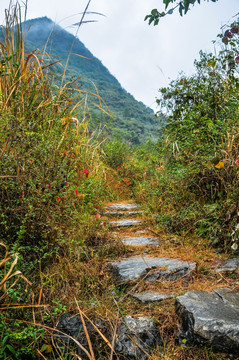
[[115, 316, 163, 359], [175, 289, 239, 354]]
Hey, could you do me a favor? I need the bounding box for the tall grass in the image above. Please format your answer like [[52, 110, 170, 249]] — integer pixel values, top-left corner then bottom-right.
[[0, 1, 117, 267], [0, 2, 125, 358]]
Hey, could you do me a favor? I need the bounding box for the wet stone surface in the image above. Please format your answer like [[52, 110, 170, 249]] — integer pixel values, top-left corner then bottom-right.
[[109, 219, 142, 228], [120, 236, 159, 246], [215, 258, 239, 273], [131, 291, 174, 303], [115, 315, 163, 359], [176, 289, 239, 354], [108, 256, 196, 283]]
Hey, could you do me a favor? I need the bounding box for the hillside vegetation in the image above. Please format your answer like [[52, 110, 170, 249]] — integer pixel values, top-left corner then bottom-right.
[[0, 3, 238, 360], [22, 16, 162, 144]]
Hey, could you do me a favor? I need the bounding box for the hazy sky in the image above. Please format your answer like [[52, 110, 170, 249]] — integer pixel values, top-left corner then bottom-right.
[[1, 0, 238, 110]]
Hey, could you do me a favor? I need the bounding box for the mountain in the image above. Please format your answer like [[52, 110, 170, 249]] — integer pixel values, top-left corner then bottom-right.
[[22, 17, 162, 143]]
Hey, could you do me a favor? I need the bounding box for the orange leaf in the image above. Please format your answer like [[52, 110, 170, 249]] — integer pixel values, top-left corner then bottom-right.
[[215, 161, 224, 169]]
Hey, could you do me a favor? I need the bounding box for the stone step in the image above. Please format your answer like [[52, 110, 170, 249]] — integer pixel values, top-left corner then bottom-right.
[[120, 236, 159, 246], [109, 219, 142, 228], [108, 256, 196, 283], [131, 291, 174, 303], [105, 203, 139, 211], [215, 258, 239, 273], [104, 210, 143, 218]]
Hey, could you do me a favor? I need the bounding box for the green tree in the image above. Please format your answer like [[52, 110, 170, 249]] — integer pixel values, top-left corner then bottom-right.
[[145, 0, 218, 25]]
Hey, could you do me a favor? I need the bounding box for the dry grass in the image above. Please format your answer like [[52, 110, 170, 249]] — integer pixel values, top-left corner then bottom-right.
[[87, 200, 239, 359], [1, 2, 238, 358]]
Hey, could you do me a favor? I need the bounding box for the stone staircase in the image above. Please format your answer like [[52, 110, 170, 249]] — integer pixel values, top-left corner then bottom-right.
[[103, 201, 239, 359]]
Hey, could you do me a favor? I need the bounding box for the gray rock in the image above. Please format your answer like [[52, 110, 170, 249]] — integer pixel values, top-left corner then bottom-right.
[[55, 313, 106, 358], [131, 291, 173, 303], [105, 211, 143, 217], [115, 316, 163, 359], [176, 289, 239, 354], [213, 289, 239, 311], [215, 258, 239, 273], [108, 256, 196, 283], [109, 219, 142, 228], [120, 236, 159, 246], [105, 203, 139, 211]]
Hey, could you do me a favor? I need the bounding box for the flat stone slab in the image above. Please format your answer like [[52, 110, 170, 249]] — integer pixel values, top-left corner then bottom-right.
[[176, 289, 239, 354], [115, 316, 163, 359], [109, 219, 142, 228], [108, 256, 196, 283], [215, 258, 239, 273], [105, 203, 139, 211], [120, 236, 159, 246], [105, 210, 143, 217], [131, 291, 173, 303]]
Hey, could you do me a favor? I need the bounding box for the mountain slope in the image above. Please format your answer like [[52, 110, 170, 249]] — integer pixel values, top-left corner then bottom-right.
[[23, 17, 161, 143]]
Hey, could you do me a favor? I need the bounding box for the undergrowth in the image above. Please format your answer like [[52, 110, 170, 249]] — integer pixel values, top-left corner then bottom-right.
[[0, 3, 124, 358], [123, 23, 239, 254], [1, 2, 239, 359]]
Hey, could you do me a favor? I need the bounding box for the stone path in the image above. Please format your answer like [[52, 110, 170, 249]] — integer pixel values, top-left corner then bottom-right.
[[104, 201, 239, 359]]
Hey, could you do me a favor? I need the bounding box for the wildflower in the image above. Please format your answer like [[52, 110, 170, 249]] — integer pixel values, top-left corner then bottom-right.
[[224, 30, 233, 39], [56, 197, 61, 202], [96, 214, 101, 220], [231, 25, 239, 34], [46, 184, 52, 190], [75, 189, 85, 198], [79, 194, 85, 199], [122, 178, 131, 186], [83, 169, 89, 178]]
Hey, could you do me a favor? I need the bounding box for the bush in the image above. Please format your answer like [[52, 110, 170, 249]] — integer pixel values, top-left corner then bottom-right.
[[0, 5, 117, 269]]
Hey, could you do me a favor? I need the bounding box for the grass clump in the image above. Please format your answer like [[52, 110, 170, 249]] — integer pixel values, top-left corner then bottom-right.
[[0, 3, 123, 358], [0, 3, 118, 268]]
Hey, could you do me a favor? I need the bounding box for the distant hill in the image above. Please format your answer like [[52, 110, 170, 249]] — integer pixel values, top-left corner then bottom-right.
[[22, 17, 162, 143]]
